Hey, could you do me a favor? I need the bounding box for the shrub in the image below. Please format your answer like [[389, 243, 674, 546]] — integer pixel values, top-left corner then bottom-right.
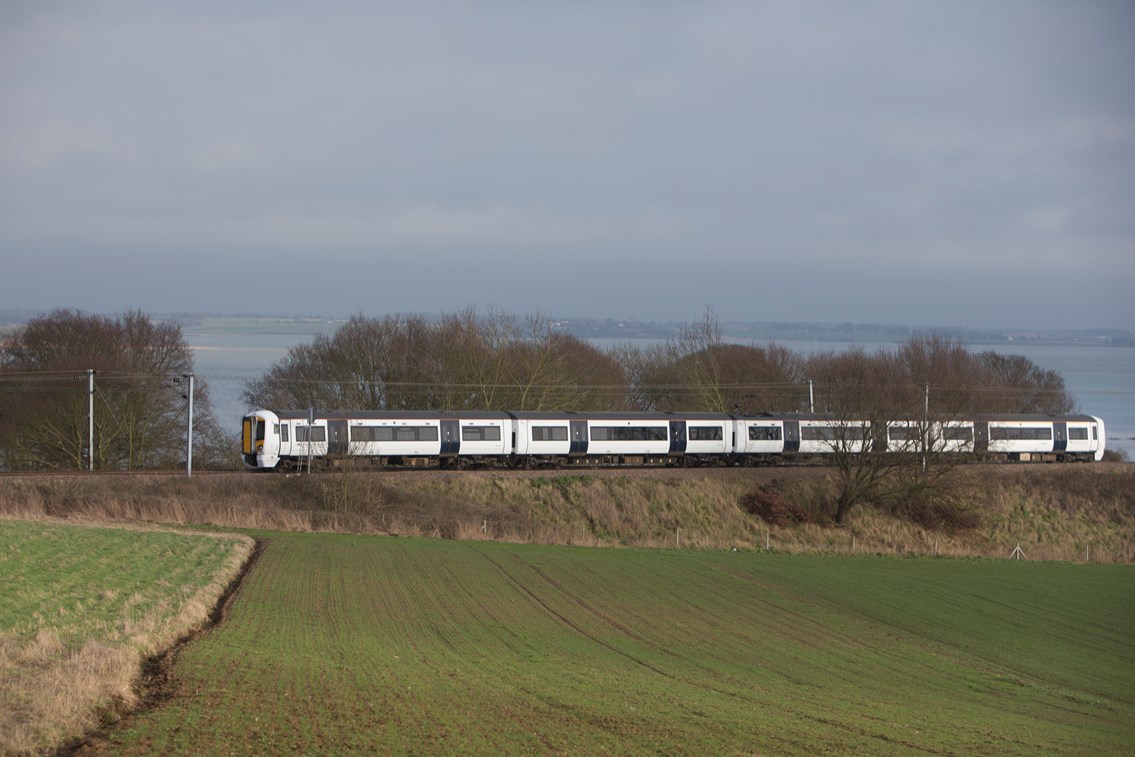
[[884, 492, 982, 532], [740, 482, 830, 526]]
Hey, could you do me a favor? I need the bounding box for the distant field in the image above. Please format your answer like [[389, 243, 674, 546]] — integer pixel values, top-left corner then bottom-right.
[[0, 520, 253, 754], [93, 533, 1134, 755]]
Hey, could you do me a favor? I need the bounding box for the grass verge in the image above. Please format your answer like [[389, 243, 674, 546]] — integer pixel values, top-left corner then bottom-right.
[[0, 518, 253, 754], [1, 465, 1132, 560]]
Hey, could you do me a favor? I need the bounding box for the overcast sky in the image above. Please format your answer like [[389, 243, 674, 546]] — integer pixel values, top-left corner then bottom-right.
[[2, 1, 1132, 329]]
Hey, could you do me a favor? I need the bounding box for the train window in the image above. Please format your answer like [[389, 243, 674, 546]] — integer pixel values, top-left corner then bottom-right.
[[280, 425, 289, 442], [296, 426, 326, 442], [942, 427, 973, 441], [352, 427, 386, 442], [989, 427, 1052, 441], [532, 426, 569, 442], [801, 426, 867, 441], [1068, 427, 1089, 440], [688, 426, 723, 441], [351, 425, 440, 442], [462, 425, 502, 441], [747, 426, 782, 441], [888, 427, 919, 441], [590, 426, 668, 442], [399, 426, 439, 442]]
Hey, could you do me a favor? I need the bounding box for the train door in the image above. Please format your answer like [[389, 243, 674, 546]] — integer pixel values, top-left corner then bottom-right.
[[669, 421, 687, 455], [242, 416, 256, 456], [974, 421, 989, 455], [440, 420, 460, 456], [1053, 421, 1067, 453], [328, 420, 348, 456], [784, 421, 801, 453], [569, 420, 588, 456]]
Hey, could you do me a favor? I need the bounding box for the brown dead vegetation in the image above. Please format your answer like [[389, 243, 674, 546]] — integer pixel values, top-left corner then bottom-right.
[[1, 464, 1132, 562]]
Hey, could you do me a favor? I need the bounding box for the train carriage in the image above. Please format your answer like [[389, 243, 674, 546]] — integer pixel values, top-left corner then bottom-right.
[[977, 414, 1104, 462], [1062, 416, 1103, 460], [242, 409, 511, 469], [734, 417, 787, 457], [680, 414, 734, 460], [508, 411, 732, 466], [885, 421, 924, 454], [509, 412, 581, 460], [242, 408, 1106, 469], [796, 416, 871, 455], [934, 420, 976, 454]]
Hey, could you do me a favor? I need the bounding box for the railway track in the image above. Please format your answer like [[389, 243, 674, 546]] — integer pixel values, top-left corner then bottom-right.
[[0, 461, 1125, 483]]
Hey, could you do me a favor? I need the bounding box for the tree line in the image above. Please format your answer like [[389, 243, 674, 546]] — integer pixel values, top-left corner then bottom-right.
[[244, 307, 1074, 418], [0, 307, 1075, 472], [0, 310, 228, 471]]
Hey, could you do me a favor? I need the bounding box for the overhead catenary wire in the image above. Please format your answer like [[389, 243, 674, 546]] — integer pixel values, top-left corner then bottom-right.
[[2, 367, 1126, 399]]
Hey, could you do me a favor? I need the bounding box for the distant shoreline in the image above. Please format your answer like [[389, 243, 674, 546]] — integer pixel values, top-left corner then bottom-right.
[[4, 311, 1133, 348], [184, 316, 1135, 349]]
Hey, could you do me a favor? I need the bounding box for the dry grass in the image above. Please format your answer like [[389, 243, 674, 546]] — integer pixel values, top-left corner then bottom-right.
[[1, 465, 1131, 562], [0, 517, 253, 755], [0, 631, 135, 754]]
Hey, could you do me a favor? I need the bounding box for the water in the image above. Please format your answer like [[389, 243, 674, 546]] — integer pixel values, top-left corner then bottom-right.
[[189, 333, 1135, 459], [187, 333, 308, 433]]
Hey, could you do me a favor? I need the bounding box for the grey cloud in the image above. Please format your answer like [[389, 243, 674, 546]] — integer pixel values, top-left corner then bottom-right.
[[1, 1, 1132, 327]]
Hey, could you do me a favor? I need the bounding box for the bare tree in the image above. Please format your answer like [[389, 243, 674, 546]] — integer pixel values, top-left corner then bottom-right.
[[975, 351, 1075, 413], [244, 314, 409, 410], [0, 309, 218, 470], [617, 308, 805, 412], [802, 334, 1075, 525], [806, 344, 972, 525], [244, 309, 632, 414]]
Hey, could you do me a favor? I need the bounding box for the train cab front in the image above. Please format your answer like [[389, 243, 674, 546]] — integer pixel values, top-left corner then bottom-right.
[[242, 409, 282, 470]]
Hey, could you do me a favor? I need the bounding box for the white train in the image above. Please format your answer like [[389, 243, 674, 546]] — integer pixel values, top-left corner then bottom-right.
[[241, 409, 1106, 470]]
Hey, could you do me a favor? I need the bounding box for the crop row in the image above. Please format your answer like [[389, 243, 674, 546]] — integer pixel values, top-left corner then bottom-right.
[[98, 533, 1134, 754]]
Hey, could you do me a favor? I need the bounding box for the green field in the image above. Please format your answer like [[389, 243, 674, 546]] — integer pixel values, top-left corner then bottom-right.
[[0, 521, 242, 644], [95, 533, 1133, 754], [0, 519, 252, 754]]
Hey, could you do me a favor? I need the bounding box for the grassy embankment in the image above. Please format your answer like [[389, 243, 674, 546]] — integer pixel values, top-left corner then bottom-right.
[[0, 519, 252, 755], [2, 465, 1132, 561], [84, 533, 1135, 754]]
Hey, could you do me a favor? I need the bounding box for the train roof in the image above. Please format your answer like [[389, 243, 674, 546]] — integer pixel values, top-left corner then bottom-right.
[[506, 411, 732, 422], [973, 413, 1099, 422], [267, 409, 512, 421], [255, 409, 1100, 424]]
